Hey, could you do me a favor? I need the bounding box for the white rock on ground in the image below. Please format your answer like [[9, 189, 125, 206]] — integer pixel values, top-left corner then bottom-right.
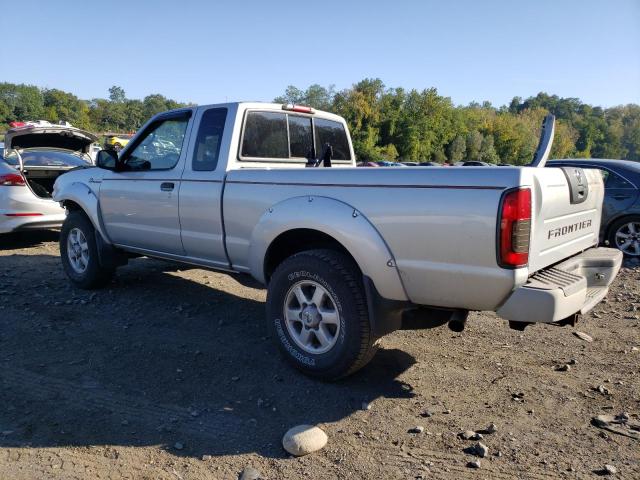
[[573, 331, 593, 342], [459, 430, 482, 440], [604, 464, 617, 475], [239, 466, 262, 480], [282, 425, 328, 456]]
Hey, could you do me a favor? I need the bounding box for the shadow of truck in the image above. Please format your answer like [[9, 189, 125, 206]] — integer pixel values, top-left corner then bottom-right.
[[0, 253, 416, 458]]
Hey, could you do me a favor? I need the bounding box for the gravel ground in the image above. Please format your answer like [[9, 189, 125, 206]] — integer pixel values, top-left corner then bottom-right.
[[0, 231, 639, 479]]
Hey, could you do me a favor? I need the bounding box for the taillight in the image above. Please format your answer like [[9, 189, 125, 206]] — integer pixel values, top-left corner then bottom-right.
[[0, 173, 26, 186], [499, 188, 531, 267]]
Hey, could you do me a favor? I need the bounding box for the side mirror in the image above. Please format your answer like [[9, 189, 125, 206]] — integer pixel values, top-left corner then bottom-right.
[[96, 150, 119, 170]]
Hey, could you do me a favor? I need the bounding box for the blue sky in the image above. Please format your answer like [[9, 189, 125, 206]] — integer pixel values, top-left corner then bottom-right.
[[5, 0, 640, 107]]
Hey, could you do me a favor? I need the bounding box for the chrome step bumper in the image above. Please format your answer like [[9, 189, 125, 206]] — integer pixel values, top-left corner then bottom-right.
[[497, 247, 622, 324]]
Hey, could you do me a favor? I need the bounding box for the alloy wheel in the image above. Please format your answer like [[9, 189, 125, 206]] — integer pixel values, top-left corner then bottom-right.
[[614, 221, 640, 256], [67, 227, 90, 273], [283, 280, 341, 354]]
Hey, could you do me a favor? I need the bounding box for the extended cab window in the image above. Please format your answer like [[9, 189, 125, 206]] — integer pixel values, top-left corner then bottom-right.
[[193, 108, 227, 171], [314, 118, 350, 160], [125, 117, 189, 170]]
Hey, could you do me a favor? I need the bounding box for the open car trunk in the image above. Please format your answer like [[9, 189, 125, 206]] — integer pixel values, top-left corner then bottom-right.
[[23, 166, 78, 199], [3, 125, 97, 199], [3, 150, 93, 199]]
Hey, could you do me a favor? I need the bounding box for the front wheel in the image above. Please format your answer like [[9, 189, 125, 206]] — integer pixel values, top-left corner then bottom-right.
[[60, 211, 114, 289], [266, 249, 378, 380], [608, 216, 640, 257]]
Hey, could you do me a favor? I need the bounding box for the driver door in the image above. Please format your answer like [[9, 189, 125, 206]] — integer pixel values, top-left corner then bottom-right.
[[99, 110, 193, 255]]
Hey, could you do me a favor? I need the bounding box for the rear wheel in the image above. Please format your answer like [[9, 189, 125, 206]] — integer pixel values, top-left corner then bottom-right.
[[60, 211, 114, 289], [608, 216, 640, 257], [266, 249, 378, 380]]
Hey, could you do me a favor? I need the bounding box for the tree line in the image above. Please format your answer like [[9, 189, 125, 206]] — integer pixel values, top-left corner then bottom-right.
[[0, 83, 189, 136], [1, 79, 638, 164], [275, 79, 640, 164]]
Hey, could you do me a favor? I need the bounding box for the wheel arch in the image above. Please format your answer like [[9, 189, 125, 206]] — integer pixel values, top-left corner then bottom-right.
[[264, 228, 359, 281], [248, 196, 408, 302], [56, 182, 110, 243]]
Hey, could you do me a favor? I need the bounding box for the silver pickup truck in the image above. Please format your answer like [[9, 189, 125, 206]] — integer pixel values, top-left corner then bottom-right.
[[52, 102, 622, 379]]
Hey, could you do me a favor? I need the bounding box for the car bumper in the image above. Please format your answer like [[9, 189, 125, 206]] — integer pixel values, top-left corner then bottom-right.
[[497, 247, 622, 324], [0, 212, 66, 233]]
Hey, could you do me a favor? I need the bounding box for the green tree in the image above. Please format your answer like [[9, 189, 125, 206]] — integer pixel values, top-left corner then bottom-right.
[[108, 85, 126, 103], [466, 130, 483, 160], [478, 135, 499, 163], [447, 135, 466, 162]]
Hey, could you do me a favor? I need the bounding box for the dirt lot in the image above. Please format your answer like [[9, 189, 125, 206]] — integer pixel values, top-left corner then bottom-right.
[[0, 231, 638, 479]]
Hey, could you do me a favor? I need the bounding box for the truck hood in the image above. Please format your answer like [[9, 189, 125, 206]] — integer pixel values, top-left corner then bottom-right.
[[5, 126, 98, 153]]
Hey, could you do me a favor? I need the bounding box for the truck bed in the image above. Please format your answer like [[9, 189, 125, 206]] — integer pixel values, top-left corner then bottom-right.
[[223, 165, 604, 311]]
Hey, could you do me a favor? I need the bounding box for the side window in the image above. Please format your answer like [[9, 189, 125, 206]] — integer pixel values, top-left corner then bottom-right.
[[604, 170, 634, 189], [289, 115, 313, 158], [314, 118, 351, 160], [193, 108, 227, 171], [241, 112, 288, 158], [125, 117, 189, 170]]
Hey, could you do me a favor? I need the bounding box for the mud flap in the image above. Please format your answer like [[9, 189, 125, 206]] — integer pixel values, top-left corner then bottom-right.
[[362, 276, 407, 337], [95, 233, 128, 269]]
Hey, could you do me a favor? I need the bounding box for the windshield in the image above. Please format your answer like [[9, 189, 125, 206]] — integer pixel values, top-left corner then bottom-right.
[[3, 149, 91, 168]]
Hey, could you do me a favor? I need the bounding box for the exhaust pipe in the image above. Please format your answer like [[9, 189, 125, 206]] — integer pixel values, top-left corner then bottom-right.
[[447, 310, 469, 332]]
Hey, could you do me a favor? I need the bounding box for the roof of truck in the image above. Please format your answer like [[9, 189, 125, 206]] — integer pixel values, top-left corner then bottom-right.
[[193, 102, 347, 123]]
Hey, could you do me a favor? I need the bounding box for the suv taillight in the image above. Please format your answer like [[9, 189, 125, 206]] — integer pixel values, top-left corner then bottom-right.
[[499, 188, 531, 267], [0, 173, 26, 186]]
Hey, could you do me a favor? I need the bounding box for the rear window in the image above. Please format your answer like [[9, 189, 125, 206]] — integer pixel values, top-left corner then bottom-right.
[[241, 112, 289, 158], [240, 111, 351, 161], [289, 115, 313, 158], [314, 118, 350, 160], [3, 150, 90, 167]]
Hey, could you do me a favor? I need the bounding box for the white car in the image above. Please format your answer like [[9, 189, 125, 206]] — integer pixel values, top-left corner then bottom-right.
[[0, 125, 97, 233]]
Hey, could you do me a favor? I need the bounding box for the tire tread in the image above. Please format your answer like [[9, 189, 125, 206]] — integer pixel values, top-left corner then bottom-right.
[[269, 248, 378, 379]]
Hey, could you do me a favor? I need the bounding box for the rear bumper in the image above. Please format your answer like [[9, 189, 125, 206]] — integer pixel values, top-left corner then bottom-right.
[[0, 213, 65, 233], [497, 247, 622, 324]]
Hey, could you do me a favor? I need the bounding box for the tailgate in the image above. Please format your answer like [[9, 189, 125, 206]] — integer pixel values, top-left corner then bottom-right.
[[526, 166, 604, 273]]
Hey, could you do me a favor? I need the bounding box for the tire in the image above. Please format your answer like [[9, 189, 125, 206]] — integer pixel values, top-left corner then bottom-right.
[[607, 216, 640, 257], [266, 249, 378, 380], [60, 211, 114, 289]]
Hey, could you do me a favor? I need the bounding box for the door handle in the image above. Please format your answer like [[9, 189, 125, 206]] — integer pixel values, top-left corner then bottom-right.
[[160, 182, 175, 192], [612, 195, 631, 200]]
